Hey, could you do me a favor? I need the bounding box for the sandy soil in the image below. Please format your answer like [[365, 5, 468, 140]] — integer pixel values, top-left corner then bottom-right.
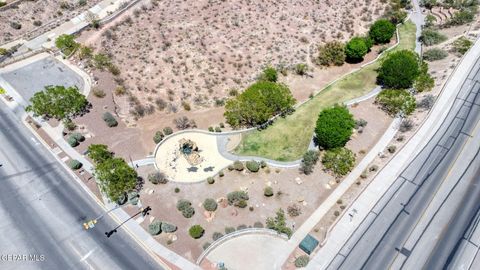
[[0, 0, 103, 44], [78, 0, 387, 123]]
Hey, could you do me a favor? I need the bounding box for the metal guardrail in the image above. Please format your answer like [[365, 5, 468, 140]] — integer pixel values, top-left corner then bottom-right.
[[195, 228, 289, 265]]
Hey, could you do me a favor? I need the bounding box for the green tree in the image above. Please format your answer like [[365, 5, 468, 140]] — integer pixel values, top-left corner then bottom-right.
[[259, 66, 278, 82], [375, 89, 416, 116], [189, 225, 205, 239], [322, 147, 356, 177], [224, 81, 295, 127], [317, 41, 346, 66], [95, 157, 137, 202], [87, 144, 113, 164], [266, 208, 292, 238], [55, 34, 79, 55], [369, 19, 396, 44], [377, 50, 420, 89], [345, 37, 369, 62], [315, 105, 355, 150], [26, 85, 88, 120]]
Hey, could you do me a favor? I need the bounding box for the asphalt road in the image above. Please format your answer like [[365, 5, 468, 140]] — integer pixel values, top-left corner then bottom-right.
[[0, 104, 161, 269], [325, 57, 480, 270]]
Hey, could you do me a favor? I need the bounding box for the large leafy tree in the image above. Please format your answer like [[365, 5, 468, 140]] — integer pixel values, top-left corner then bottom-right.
[[315, 105, 355, 150], [377, 50, 420, 89], [224, 81, 295, 127], [345, 37, 369, 62], [87, 144, 113, 164], [26, 85, 88, 120], [95, 157, 137, 202], [369, 19, 396, 44], [376, 89, 416, 116]]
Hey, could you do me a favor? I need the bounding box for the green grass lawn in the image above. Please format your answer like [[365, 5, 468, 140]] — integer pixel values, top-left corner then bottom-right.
[[234, 20, 417, 161]]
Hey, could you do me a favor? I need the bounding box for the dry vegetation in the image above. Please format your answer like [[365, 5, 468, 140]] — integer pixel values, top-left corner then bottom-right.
[[0, 0, 102, 44], [89, 0, 388, 120]]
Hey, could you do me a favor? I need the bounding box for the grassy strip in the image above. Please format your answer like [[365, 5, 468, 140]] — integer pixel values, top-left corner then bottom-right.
[[234, 20, 417, 161]]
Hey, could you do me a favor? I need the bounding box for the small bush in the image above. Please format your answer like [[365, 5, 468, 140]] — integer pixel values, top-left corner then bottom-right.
[[161, 222, 177, 233], [237, 200, 248, 208], [355, 119, 368, 129], [181, 206, 195, 218], [287, 204, 302, 217], [218, 170, 224, 177], [92, 88, 106, 98], [345, 37, 369, 62], [423, 48, 448, 61], [177, 199, 192, 211], [369, 19, 396, 44], [163, 126, 173, 135], [246, 160, 260, 172], [452, 37, 473, 55], [387, 145, 397, 153], [148, 220, 162, 235], [317, 41, 346, 66], [203, 198, 218, 211], [399, 119, 414, 132], [71, 132, 84, 142], [294, 63, 308, 75], [264, 186, 274, 197], [67, 136, 79, 147], [417, 95, 435, 110], [189, 225, 205, 239], [420, 29, 447, 46], [227, 191, 249, 207], [63, 118, 76, 131], [174, 187, 180, 193], [10, 22, 22, 30], [68, 159, 82, 170], [227, 164, 234, 171], [253, 221, 264, 228], [225, 227, 235, 234], [259, 66, 278, 82], [207, 177, 215, 184], [103, 112, 118, 127], [322, 147, 356, 177], [203, 242, 211, 250], [295, 255, 310, 268], [300, 150, 320, 175], [208, 126, 214, 132], [375, 89, 416, 116], [212, 232, 223, 241], [237, 224, 247, 230], [215, 126, 221, 132], [153, 131, 164, 144], [148, 171, 168, 184], [233, 161, 244, 171], [369, 165, 379, 172]]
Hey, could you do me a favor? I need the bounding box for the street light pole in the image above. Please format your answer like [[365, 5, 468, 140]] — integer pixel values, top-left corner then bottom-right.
[[105, 206, 151, 238]]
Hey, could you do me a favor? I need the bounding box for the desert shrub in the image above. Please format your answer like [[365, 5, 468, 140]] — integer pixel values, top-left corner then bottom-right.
[[161, 222, 177, 233], [215, 126, 222, 132], [176, 199, 192, 211], [322, 147, 356, 177], [212, 232, 224, 241], [237, 200, 248, 208], [182, 101, 191, 111], [369, 165, 379, 172], [253, 221, 264, 228], [315, 105, 355, 150], [375, 89, 416, 116], [219, 170, 224, 177], [345, 37, 369, 62], [102, 112, 118, 127], [423, 48, 448, 61], [71, 132, 84, 142], [9, 21, 21, 30], [208, 126, 214, 132], [369, 19, 396, 44], [259, 66, 278, 82], [377, 50, 420, 89], [174, 187, 180, 193], [287, 204, 302, 217], [224, 81, 295, 128], [92, 53, 112, 70], [387, 145, 397, 153], [417, 95, 435, 110], [155, 97, 167, 110], [233, 161, 244, 171], [237, 224, 248, 230], [203, 198, 218, 212], [399, 119, 414, 132], [207, 177, 215, 184], [225, 227, 235, 234], [153, 131, 164, 144], [295, 255, 310, 268], [266, 209, 292, 238], [63, 118, 76, 131], [227, 191, 249, 207], [92, 88, 106, 98], [355, 119, 368, 129], [128, 191, 139, 205], [452, 37, 473, 55], [300, 150, 320, 175], [294, 63, 308, 75], [174, 116, 196, 130], [148, 171, 168, 184], [148, 220, 162, 235], [163, 126, 173, 135], [246, 160, 260, 172], [415, 71, 435, 92], [68, 159, 82, 170], [203, 242, 211, 250], [420, 0, 437, 9], [419, 29, 447, 46], [189, 225, 204, 239], [448, 9, 476, 26], [317, 41, 346, 66], [55, 34, 78, 55], [67, 136, 79, 147], [33, 20, 42, 26], [264, 186, 274, 197], [181, 206, 195, 218], [387, 9, 408, 24]]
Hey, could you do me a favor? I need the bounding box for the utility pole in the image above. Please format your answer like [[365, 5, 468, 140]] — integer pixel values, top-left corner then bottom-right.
[[105, 206, 151, 238]]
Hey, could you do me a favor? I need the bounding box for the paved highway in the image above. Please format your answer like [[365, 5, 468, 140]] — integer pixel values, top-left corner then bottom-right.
[[0, 104, 161, 269], [324, 56, 480, 269]]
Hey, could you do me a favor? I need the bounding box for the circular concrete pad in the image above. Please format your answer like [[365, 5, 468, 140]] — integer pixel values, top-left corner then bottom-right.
[[154, 132, 232, 182]]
